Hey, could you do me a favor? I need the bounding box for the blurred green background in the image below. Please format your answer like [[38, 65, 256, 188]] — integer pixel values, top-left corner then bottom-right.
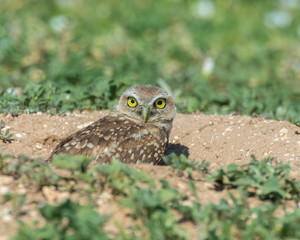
[[0, 0, 299, 122]]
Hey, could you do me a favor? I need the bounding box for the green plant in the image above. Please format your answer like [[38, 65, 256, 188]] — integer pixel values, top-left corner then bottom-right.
[[6, 155, 60, 190], [12, 199, 111, 240], [196, 191, 300, 240], [50, 154, 97, 193], [0, 149, 13, 174], [3, 192, 26, 217], [0, 120, 13, 143], [51, 154, 91, 176], [0, 81, 120, 114], [0, 0, 300, 122], [164, 153, 209, 178], [207, 155, 300, 202], [92, 158, 154, 196], [5, 153, 300, 239], [119, 180, 189, 240]]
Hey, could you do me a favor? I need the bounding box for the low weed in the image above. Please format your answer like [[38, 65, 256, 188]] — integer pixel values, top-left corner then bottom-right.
[[0, 120, 13, 143], [92, 158, 154, 196], [0, 150, 13, 174], [13, 199, 111, 240], [2, 153, 299, 239], [207, 155, 300, 202], [196, 191, 300, 239], [163, 153, 209, 178], [3, 193, 26, 217], [6, 154, 60, 190], [119, 179, 189, 239], [1, 2, 300, 122], [6, 155, 300, 240]]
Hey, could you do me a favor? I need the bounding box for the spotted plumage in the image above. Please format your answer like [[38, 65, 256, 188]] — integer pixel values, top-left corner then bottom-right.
[[47, 85, 176, 164]]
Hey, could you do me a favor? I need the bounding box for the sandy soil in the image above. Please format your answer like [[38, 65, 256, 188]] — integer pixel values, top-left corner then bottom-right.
[[0, 111, 299, 239]]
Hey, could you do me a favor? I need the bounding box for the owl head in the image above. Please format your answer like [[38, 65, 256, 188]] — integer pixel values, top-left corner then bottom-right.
[[115, 85, 176, 124]]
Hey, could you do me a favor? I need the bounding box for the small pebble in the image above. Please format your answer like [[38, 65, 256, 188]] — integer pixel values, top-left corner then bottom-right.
[[15, 133, 22, 138], [0, 186, 9, 195]]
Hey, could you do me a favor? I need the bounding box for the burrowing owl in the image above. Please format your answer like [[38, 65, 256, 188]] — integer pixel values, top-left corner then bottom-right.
[[48, 85, 176, 164]]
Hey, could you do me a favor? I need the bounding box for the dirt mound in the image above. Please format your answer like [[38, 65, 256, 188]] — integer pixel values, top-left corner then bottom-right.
[[1, 111, 299, 170], [0, 111, 299, 239]]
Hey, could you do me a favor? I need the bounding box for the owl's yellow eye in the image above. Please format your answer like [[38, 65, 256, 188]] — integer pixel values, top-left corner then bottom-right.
[[155, 98, 166, 109], [127, 97, 137, 107]]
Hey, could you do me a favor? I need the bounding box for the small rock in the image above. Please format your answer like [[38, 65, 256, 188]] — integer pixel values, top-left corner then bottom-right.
[[17, 184, 27, 195], [42, 186, 57, 203], [35, 143, 43, 149], [1, 208, 13, 222], [17, 184, 27, 194], [279, 127, 288, 134], [204, 182, 214, 189], [28, 208, 40, 218], [57, 192, 70, 203], [0, 176, 14, 185], [0, 186, 9, 195], [42, 186, 70, 204], [15, 133, 22, 138], [97, 191, 112, 205], [177, 181, 186, 190], [181, 199, 193, 207]]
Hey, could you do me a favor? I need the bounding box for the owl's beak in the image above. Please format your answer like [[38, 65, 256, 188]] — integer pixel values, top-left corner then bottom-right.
[[142, 107, 149, 123]]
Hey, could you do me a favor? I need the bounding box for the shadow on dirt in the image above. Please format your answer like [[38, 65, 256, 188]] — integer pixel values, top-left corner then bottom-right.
[[158, 143, 189, 166]]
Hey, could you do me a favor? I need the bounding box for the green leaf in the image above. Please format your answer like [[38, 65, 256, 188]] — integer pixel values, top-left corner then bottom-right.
[[233, 178, 258, 187], [262, 177, 286, 198], [51, 154, 91, 172], [158, 189, 178, 203], [227, 164, 239, 172]]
